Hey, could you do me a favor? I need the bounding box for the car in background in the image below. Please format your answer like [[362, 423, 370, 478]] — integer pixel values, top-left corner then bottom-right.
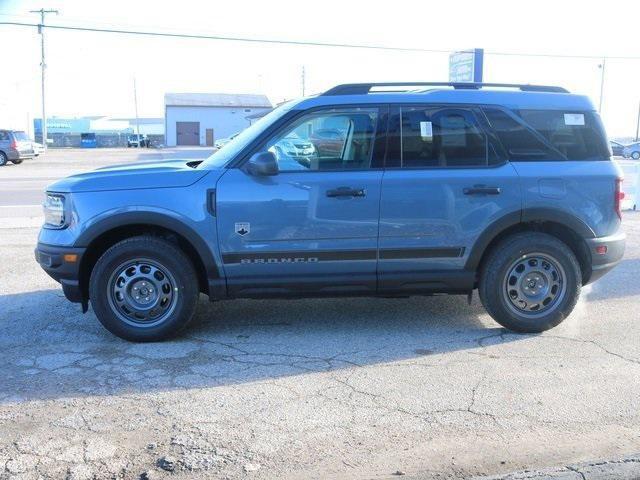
[[32, 141, 45, 156], [214, 132, 240, 150], [623, 142, 640, 160], [609, 140, 625, 157], [127, 134, 150, 148], [0, 129, 35, 166], [310, 128, 346, 157], [270, 135, 316, 169]]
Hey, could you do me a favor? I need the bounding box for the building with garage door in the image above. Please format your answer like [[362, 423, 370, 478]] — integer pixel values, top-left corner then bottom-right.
[[164, 93, 272, 147]]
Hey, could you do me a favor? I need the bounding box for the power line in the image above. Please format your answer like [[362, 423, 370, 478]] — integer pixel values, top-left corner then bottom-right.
[[3, 20, 640, 61], [0, 21, 449, 53]]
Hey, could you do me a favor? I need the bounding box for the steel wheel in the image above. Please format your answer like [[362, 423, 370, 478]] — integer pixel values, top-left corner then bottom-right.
[[107, 258, 178, 327], [502, 253, 567, 318]]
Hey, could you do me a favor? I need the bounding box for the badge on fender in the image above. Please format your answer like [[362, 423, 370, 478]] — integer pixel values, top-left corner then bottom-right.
[[235, 222, 250, 236]]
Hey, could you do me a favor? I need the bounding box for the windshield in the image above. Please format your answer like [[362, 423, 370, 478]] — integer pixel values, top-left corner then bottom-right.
[[199, 101, 296, 169]]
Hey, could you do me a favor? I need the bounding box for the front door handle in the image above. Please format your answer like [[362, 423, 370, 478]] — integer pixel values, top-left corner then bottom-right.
[[463, 185, 501, 195], [326, 187, 366, 198]]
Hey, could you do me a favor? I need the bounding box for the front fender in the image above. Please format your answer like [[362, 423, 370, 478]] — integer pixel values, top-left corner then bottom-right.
[[74, 208, 221, 282]]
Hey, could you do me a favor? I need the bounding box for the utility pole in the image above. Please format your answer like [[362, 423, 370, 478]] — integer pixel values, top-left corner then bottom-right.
[[133, 77, 141, 146], [301, 66, 306, 97], [30, 8, 58, 151], [598, 57, 606, 114]]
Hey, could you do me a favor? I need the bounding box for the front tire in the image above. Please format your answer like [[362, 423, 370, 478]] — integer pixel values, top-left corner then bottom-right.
[[632, 151, 640, 160], [479, 232, 581, 333], [89, 236, 199, 342]]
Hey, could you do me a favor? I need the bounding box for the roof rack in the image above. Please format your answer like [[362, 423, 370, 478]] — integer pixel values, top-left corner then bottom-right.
[[322, 82, 569, 96]]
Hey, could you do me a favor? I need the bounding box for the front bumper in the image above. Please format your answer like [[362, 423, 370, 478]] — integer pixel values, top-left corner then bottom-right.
[[35, 242, 86, 303], [584, 231, 626, 284]]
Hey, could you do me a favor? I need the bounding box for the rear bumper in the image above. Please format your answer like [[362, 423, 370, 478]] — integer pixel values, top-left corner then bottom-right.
[[584, 231, 626, 284], [35, 242, 86, 303], [8, 150, 35, 160]]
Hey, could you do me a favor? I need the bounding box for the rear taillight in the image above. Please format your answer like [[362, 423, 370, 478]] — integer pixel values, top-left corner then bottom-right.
[[615, 178, 624, 220], [9, 140, 17, 149]]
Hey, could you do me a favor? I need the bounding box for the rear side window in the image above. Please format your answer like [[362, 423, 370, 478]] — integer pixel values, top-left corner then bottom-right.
[[518, 110, 609, 160], [483, 107, 609, 161], [0, 131, 9, 141], [13, 131, 29, 141], [388, 106, 500, 168]]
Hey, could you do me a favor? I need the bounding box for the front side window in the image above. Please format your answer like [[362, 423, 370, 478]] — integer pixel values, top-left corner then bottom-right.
[[388, 106, 497, 168], [263, 107, 379, 171]]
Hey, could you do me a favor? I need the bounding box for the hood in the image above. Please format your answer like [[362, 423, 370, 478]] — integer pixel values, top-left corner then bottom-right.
[[47, 159, 212, 193]]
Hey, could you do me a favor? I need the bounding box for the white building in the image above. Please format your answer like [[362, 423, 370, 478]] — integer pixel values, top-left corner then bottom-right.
[[164, 93, 272, 147]]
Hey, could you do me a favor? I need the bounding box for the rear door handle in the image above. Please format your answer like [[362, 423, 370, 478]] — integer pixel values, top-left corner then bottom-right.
[[463, 185, 501, 195], [326, 187, 366, 198]]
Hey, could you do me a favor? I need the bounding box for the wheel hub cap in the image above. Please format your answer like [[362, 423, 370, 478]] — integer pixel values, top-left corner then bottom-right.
[[108, 259, 177, 326], [503, 254, 566, 316]]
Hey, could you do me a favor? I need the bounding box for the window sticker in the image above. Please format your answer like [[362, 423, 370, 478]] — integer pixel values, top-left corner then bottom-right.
[[564, 113, 585, 126], [420, 121, 433, 141]]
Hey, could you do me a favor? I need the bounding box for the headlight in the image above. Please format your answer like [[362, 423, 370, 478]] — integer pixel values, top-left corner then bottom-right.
[[43, 193, 67, 228]]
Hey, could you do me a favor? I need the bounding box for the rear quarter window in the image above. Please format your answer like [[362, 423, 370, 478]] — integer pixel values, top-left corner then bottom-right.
[[483, 107, 610, 161], [518, 110, 609, 160]]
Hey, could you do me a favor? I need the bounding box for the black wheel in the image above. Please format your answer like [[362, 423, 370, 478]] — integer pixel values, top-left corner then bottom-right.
[[11, 158, 23, 165], [0, 152, 7, 166], [89, 236, 199, 342], [632, 151, 640, 160], [479, 232, 581, 333]]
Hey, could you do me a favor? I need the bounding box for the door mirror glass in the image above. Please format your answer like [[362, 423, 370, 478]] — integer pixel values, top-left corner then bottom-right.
[[245, 151, 279, 176]]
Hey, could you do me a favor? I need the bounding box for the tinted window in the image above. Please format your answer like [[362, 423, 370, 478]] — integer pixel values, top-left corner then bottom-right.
[[483, 108, 556, 161], [518, 110, 609, 160], [264, 108, 378, 171], [0, 131, 9, 141], [13, 131, 29, 141], [391, 107, 497, 168]]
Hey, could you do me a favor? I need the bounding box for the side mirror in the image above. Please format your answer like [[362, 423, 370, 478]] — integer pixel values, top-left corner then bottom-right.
[[245, 151, 278, 176]]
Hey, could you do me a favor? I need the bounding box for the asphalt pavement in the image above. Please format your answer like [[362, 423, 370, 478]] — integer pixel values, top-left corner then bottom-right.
[[1, 149, 639, 479]]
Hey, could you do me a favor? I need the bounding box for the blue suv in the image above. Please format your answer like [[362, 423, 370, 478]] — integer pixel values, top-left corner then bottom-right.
[[35, 82, 626, 342]]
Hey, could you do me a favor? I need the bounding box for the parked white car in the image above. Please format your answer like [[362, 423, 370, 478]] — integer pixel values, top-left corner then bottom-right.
[[622, 142, 640, 160], [32, 142, 45, 156], [214, 132, 240, 150]]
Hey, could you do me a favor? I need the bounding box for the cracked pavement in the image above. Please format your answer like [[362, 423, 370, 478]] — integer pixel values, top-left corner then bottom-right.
[[1, 152, 640, 479]]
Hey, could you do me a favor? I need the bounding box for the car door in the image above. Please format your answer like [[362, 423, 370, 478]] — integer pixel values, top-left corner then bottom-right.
[[378, 105, 521, 293], [216, 106, 387, 297]]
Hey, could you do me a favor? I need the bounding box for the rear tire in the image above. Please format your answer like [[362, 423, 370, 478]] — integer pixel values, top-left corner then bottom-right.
[[0, 152, 7, 166], [89, 236, 199, 342], [479, 232, 581, 333]]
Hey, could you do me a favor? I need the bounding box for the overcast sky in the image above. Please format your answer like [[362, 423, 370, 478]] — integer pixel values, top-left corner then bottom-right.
[[1, 0, 639, 137]]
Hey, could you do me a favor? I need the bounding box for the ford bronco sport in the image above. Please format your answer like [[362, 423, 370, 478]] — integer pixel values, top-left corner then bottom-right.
[[36, 82, 626, 342]]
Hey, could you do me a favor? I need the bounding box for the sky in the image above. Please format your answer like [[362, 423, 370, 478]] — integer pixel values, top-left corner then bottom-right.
[[0, 0, 639, 137]]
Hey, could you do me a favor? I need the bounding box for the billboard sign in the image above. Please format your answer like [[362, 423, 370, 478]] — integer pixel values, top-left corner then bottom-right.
[[449, 48, 484, 83]]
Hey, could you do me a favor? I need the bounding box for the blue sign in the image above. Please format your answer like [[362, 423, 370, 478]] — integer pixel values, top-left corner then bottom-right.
[[449, 49, 484, 83]]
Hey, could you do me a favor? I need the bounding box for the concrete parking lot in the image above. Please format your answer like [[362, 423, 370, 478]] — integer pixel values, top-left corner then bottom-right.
[[1, 149, 639, 479]]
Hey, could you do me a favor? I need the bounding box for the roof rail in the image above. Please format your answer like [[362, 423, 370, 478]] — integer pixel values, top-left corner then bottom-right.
[[322, 82, 569, 96]]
